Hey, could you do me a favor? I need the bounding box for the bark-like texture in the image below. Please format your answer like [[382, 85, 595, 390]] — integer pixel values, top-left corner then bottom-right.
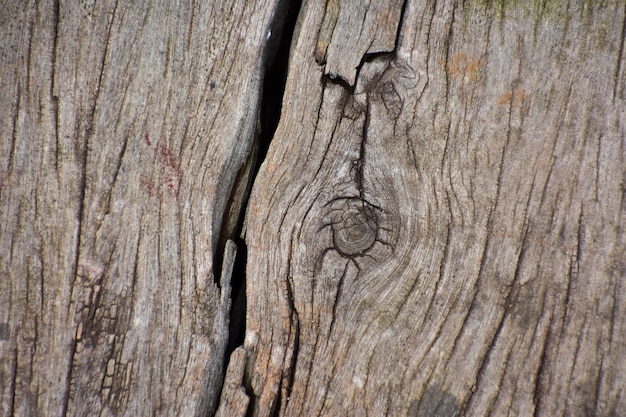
[[240, 0, 626, 415], [0, 0, 283, 415]]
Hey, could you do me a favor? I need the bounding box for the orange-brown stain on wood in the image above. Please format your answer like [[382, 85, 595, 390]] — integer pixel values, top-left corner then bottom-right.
[[443, 52, 483, 82], [315, 0, 339, 64], [496, 88, 530, 109]]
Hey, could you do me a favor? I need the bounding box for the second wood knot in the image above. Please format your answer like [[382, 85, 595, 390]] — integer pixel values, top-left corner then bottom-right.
[[327, 198, 379, 257]]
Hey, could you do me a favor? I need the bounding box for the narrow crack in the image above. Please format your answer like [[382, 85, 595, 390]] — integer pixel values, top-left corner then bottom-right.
[[211, 1, 302, 413], [223, 0, 302, 358], [226, 237, 247, 356]]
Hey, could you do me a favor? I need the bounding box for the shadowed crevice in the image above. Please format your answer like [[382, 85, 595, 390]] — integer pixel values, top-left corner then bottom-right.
[[223, 0, 302, 358]]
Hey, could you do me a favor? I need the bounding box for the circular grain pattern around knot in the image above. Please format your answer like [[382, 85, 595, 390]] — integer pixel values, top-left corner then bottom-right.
[[329, 198, 378, 257]]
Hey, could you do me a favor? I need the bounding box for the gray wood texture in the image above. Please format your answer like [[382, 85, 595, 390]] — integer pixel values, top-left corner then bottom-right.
[[0, 0, 282, 415], [2, 0, 625, 416], [239, 0, 626, 416]]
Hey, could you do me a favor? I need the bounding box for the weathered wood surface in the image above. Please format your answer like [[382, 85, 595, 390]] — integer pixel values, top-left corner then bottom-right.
[[215, 347, 250, 417], [0, 0, 283, 415], [240, 0, 626, 416]]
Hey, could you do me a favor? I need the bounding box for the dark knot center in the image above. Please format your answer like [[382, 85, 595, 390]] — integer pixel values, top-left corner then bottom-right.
[[330, 199, 378, 257]]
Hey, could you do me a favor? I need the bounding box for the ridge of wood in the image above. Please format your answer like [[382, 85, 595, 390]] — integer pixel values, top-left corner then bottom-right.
[[315, 0, 406, 86]]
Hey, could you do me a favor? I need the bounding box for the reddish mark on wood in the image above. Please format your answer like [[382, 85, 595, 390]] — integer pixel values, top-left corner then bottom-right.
[[140, 174, 158, 198], [140, 135, 180, 201], [158, 143, 179, 171], [163, 172, 179, 198]]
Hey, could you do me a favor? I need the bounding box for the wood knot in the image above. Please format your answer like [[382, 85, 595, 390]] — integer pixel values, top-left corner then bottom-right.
[[327, 198, 379, 257]]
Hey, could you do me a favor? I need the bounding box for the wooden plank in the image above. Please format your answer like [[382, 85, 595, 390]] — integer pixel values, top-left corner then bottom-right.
[[0, 0, 284, 415], [243, 0, 626, 415]]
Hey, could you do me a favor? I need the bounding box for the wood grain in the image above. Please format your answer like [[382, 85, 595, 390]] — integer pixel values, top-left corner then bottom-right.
[[0, 0, 283, 415], [242, 0, 626, 415], [2, 0, 625, 415]]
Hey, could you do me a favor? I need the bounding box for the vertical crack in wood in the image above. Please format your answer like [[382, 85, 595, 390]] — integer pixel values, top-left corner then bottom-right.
[[212, 0, 300, 288], [281, 259, 301, 416], [215, 0, 303, 415], [226, 238, 248, 357], [214, 0, 301, 282], [614, 10, 626, 101]]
